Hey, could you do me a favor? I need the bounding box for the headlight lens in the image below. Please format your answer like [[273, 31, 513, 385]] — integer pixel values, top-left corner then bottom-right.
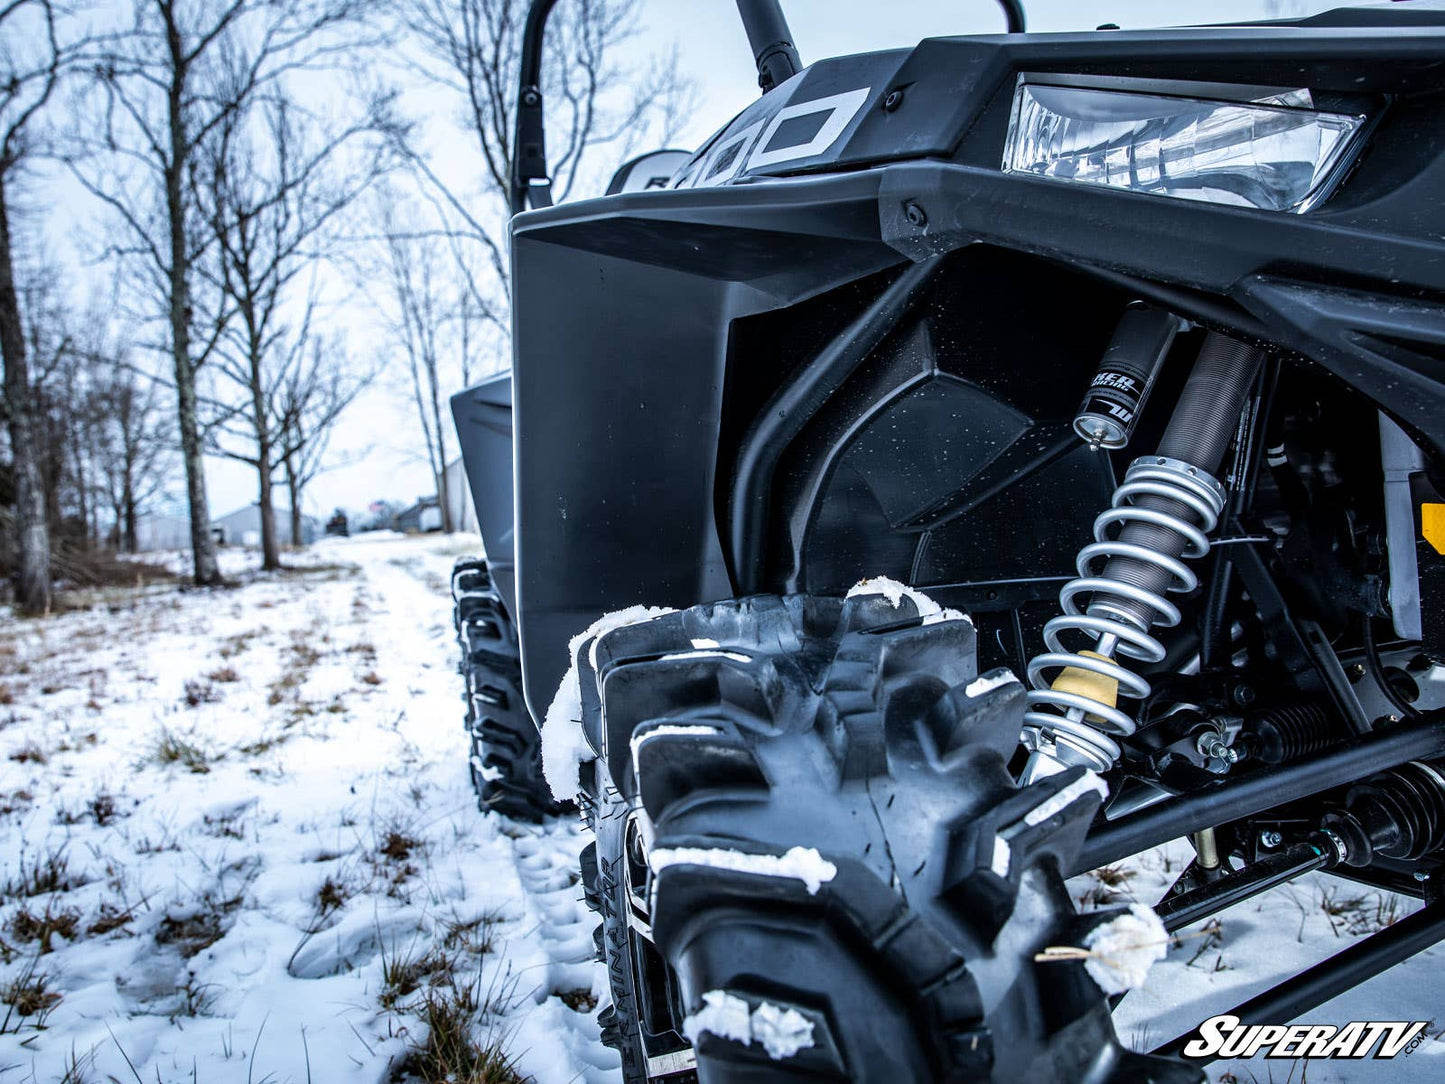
[[1003, 82, 1367, 213]]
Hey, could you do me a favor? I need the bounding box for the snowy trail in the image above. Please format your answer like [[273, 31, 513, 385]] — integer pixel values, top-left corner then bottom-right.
[[0, 534, 617, 1084], [357, 537, 619, 1084]]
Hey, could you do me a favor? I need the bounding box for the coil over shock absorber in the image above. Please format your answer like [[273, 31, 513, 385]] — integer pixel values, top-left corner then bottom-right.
[[1022, 331, 1266, 780]]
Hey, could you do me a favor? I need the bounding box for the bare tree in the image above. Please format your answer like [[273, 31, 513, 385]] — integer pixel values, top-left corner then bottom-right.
[[380, 211, 455, 532], [275, 335, 367, 546], [76, 330, 173, 555], [0, 0, 65, 612], [198, 89, 394, 569], [70, 0, 372, 585], [397, 0, 690, 327]]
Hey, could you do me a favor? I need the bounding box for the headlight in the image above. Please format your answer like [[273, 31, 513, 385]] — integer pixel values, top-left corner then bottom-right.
[[1002, 81, 1367, 213]]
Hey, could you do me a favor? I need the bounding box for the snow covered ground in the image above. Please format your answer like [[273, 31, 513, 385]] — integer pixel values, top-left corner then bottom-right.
[[0, 533, 613, 1083], [0, 533, 1439, 1082]]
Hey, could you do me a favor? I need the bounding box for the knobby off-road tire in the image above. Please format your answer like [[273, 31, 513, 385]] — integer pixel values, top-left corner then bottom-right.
[[451, 558, 563, 822], [567, 593, 1198, 1083]]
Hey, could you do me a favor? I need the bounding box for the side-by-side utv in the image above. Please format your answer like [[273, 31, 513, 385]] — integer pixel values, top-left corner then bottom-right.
[[450, 1, 1445, 1079]]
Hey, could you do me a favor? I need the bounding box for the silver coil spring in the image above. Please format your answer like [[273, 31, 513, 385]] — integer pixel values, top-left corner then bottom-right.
[[1022, 457, 1227, 772]]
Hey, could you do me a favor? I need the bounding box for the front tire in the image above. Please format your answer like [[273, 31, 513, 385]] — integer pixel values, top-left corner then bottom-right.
[[451, 558, 563, 822], [567, 593, 1197, 1083]]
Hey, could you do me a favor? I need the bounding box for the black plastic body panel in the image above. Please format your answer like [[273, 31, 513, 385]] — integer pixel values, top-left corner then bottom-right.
[[450, 372, 518, 615], [501, 15, 1445, 721]]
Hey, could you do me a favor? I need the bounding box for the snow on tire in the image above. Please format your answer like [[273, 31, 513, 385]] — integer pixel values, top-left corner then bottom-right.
[[560, 591, 1199, 1083]]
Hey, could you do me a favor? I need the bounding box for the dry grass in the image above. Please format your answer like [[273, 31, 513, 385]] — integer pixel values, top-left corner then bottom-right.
[[237, 732, 291, 757], [218, 630, 264, 659], [380, 937, 524, 1084], [267, 627, 326, 706], [88, 793, 121, 826], [207, 665, 240, 683], [182, 678, 221, 707], [150, 727, 214, 774], [1318, 886, 1402, 937], [440, 911, 501, 957], [394, 995, 525, 1084], [2, 848, 84, 899], [57, 1044, 95, 1084], [88, 901, 139, 936], [49, 547, 175, 590], [315, 875, 349, 914], [0, 964, 61, 1032], [379, 941, 453, 1011], [155, 891, 244, 958], [9, 740, 47, 766], [7, 903, 82, 954]]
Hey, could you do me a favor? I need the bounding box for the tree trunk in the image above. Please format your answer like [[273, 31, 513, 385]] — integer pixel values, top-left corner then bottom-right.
[[123, 486, 138, 554], [72, 434, 90, 550], [427, 365, 454, 534], [166, 47, 220, 586], [0, 174, 51, 614], [247, 324, 281, 571], [257, 456, 280, 569], [284, 453, 303, 548]]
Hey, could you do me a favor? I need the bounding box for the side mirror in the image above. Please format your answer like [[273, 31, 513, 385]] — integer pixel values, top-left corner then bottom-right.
[[606, 149, 693, 195]]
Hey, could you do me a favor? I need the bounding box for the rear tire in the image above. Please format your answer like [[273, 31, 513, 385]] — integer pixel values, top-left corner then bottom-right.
[[567, 593, 1198, 1083], [451, 558, 564, 823]]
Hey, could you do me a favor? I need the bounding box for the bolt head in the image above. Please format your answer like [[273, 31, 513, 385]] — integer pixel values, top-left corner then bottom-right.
[[884, 89, 904, 112], [1260, 830, 1283, 849], [903, 201, 927, 227], [1414, 870, 1431, 882]]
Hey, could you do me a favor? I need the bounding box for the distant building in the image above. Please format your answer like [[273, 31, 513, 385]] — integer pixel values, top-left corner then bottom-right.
[[442, 458, 479, 535], [395, 496, 443, 534], [211, 503, 321, 547], [133, 514, 192, 552]]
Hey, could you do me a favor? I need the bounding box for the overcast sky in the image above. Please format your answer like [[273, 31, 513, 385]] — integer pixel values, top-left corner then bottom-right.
[[190, 0, 1335, 521]]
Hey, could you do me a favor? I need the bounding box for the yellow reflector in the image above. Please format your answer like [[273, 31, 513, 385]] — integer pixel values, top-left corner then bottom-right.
[[1424, 503, 1445, 556]]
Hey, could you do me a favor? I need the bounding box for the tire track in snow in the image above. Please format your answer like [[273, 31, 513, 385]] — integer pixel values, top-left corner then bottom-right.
[[363, 541, 619, 1082], [508, 818, 620, 1083]]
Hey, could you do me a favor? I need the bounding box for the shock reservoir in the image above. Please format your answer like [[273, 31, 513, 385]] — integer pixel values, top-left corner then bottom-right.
[[1073, 302, 1186, 450]]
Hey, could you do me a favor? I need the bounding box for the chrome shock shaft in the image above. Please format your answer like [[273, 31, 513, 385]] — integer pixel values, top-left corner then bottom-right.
[[1021, 332, 1266, 781]]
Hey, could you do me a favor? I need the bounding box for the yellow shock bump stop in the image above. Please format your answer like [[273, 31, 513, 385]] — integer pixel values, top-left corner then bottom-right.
[[1424, 503, 1445, 556], [1051, 650, 1119, 724]]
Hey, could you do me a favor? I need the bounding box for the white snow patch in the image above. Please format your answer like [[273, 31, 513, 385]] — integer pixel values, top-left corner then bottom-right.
[[540, 604, 677, 800], [1024, 772, 1109, 827], [630, 724, 722, 769], [541, 667, 589, 801], [649, 845, 837, 895], [682, 989, 753, 1046], [1083, 903, 1169, 994], [683, 990, 815, 1060], [846, 576, 970, 625], [990, 835, 1012, 878], [583, 605, 678, 672], [750, 1001, 816, 1060], [691, 638, 721, 649], [660, 648, 751, 663], [965, 670, 1020, 698]]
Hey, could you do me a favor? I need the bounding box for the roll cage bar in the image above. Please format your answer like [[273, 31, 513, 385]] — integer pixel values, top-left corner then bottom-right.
[[508, 0, 1026, 215]]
